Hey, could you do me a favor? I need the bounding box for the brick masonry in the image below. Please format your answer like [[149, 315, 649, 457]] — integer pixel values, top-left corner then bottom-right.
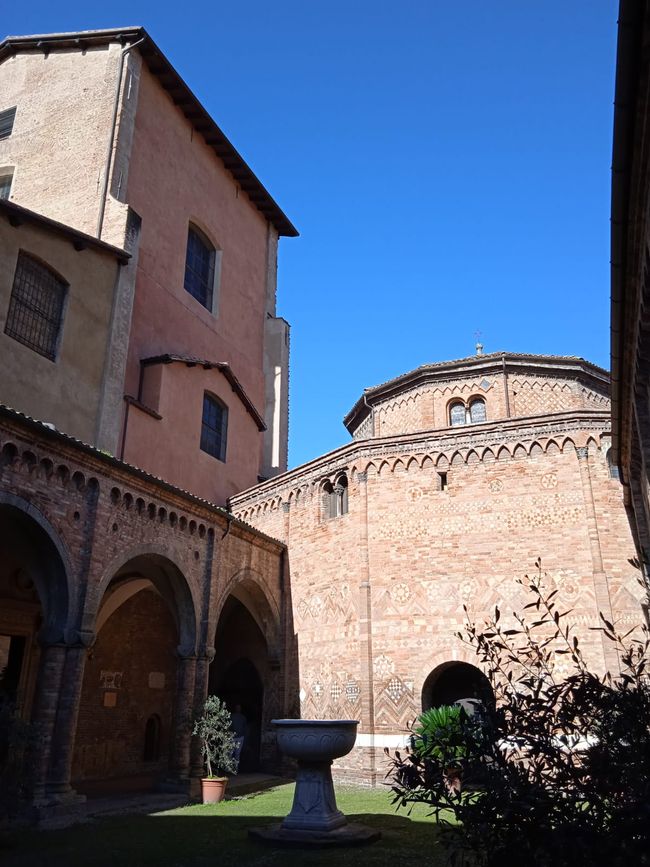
[[231, 358, 646, 785]]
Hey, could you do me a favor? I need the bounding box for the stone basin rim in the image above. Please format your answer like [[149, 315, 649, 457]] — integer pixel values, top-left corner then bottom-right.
[[272, 719, 360, 726]]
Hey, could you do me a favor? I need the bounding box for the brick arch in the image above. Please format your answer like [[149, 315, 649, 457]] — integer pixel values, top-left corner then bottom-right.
[[0, 490, 73, 642], [90, 544, 199, 656], [215, 567, 282, 660], [413, 643, 482, 703]]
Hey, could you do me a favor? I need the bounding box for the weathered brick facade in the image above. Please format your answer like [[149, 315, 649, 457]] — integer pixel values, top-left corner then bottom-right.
[[0, 406, 296, 814], [231, 354, 646, 784]]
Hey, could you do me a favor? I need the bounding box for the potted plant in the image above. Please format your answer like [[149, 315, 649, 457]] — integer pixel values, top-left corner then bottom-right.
[[410, 704, 472, 793], [192, 695, 238, 803]]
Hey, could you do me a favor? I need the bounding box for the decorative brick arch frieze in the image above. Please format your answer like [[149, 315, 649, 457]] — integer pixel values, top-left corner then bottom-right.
[[231, 419, 611, 522]]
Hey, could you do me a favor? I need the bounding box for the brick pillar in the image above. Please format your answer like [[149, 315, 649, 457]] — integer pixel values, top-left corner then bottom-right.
[[30, 642, 68, 801], [171, 654, 197, 785], [45, 641, 89, 797], [576, 446, 619, 673], [357, 471, 377, 785], [190, 650, 213, 781]]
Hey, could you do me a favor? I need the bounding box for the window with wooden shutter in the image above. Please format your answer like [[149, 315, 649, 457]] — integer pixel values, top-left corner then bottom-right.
[[200, 393, 228, 461]]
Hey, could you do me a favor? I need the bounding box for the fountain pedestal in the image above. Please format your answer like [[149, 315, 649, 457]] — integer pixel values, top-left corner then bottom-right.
[[249, 719, 381, 848]]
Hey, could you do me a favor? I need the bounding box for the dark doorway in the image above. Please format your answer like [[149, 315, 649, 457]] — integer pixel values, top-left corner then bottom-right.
[[422, 662, 494, 715], [213, 657, 263, 771], [210, 596, 269, 772]]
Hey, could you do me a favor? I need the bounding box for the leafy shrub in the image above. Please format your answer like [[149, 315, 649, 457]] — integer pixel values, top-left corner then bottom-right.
[[386, 561, 650, 867], [192, 695, 237, 779]]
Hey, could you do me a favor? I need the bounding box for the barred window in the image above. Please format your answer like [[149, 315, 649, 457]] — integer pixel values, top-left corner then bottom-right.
[[184, 225, 216, 310], [4, 253, 67, 360], [200, 393, 228, 461], [0, 107, 16, 140]]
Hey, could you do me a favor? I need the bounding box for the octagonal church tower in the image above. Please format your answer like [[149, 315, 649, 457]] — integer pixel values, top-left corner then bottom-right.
[[230, 352, 645, 784]]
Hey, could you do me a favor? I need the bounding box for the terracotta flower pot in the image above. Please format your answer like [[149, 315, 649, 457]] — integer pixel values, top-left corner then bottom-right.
[[201, 776, 228, 804]]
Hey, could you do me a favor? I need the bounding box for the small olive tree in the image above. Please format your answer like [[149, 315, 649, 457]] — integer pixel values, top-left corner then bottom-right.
[[192, 695, 237, 779], [386, 561, 650, 867]]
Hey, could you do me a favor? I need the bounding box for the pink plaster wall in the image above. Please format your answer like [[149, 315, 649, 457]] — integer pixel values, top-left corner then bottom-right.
[[121, 64, 270, 503], [123, 363, 262, 503]]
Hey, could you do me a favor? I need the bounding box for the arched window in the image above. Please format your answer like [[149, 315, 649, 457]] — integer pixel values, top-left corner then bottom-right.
[[322, 481, 336, 519], [469, 398, 486, 424], [200, 393, 228, 461], [606, 449, 620, 481], [335, 475, 349, 516], [449, 402, 466, 427], [143, 714, 161, 761], [184, 224, 217, 310], [5, 252, 67, 360]]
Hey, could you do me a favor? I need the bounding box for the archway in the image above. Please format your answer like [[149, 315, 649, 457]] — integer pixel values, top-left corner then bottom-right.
[[422, 662, 494, 716], [209, 596, 269, 772], [73, 553, 196, 796], [0, 502, 69, 718]]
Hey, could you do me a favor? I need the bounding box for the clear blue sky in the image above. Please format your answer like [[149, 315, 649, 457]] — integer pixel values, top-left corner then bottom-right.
[[4, 1, 619, 467]]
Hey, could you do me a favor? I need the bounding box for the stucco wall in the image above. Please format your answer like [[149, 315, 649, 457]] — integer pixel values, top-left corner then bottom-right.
[[121, 63, 272, 502], [0, 218, 123, 448], [0, 45, 125, 238], [125, 361, 263, 503]]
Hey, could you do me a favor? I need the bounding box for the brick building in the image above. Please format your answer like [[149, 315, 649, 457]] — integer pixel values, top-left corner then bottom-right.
[[611, 0, 650, 563], [231, 353, 645, 783], [0, 27, 298, 818]]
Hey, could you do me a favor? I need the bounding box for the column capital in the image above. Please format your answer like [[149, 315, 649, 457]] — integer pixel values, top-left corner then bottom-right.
[[357, 472, 368, 484], [282, 501, 291, 513], [576, 446, 589, 460]]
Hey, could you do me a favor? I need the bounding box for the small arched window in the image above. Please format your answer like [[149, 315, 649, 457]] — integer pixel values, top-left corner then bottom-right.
[[606, 449, 620, 481], [200, 393, 228, 461], [469, 398, 486, 424], [335, 475, 349, 516], [450, 402, 466, 427], [143, 714, 161, 761], [184, 224, 217, 310], [322, 481, 336, 519]]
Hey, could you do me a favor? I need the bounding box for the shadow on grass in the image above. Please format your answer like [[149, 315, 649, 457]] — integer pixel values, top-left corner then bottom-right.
[[0, 811, 446, 867]]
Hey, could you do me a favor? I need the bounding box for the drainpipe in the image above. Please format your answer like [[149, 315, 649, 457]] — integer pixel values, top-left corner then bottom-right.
[[362, 392, 374, 437], [502, 353, 511, 418], [96, 36, 145, 239]]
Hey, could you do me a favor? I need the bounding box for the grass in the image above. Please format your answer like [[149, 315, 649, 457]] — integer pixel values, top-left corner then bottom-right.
[[1, 784, 449, 867]]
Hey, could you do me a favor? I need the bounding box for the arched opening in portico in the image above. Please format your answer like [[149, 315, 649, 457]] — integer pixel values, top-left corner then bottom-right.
[[72, 553, 196, 797], [422, 661, 494, 717], [209, 587, 278, 773], [0, 502, 69, 718]]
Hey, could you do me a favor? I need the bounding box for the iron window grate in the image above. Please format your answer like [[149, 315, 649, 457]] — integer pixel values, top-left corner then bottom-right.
[[200, 394, 227, 461], [5, 253, 67, 360], [0, 107, 17, 140]]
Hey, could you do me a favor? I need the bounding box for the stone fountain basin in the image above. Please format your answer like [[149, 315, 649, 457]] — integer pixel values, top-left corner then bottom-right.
[[272, 719, 358, 762]]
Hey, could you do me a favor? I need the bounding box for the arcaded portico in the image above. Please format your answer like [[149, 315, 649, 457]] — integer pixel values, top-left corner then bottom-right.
[[0, 406, 296, 812]]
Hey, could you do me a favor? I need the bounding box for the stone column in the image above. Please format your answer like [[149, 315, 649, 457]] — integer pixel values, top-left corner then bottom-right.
[[171, 653, 197, 787], [30, 642, 68, 801], [357, 472, 376, 784], [576, 446, 619, 673]]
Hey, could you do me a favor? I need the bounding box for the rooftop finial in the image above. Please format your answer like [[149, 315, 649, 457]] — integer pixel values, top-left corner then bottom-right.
[[474, 330, 483, 356]]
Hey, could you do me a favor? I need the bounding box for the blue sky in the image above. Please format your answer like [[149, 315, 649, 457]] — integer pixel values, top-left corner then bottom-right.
[[3, 1, 619, 467]]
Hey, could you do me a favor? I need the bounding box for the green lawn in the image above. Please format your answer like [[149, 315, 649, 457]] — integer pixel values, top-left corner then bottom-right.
[[1, 784, 449, 867]]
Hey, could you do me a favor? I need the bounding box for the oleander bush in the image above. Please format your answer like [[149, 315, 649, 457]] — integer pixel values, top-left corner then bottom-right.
[[386, 560, 650, 867]]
